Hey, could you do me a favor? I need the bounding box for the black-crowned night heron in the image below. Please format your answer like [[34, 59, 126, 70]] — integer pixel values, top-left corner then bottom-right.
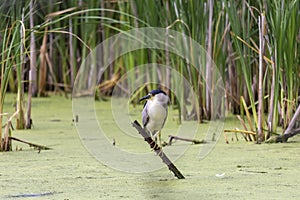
[[139, 89, 169, 145]]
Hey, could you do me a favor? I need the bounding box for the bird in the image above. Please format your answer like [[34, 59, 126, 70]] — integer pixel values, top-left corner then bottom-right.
[[139, 89, 169, 146]]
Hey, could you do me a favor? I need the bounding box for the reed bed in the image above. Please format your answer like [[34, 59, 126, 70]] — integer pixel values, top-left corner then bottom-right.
[[0, 0, 299, 150]]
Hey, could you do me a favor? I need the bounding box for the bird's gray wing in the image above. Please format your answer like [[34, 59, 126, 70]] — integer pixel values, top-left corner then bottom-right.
[[161, 107, 168, 128], [142, 101, 149, 127]]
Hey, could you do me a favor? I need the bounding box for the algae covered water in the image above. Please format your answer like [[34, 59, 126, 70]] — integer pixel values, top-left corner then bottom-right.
[[1, 94, 300, 199]]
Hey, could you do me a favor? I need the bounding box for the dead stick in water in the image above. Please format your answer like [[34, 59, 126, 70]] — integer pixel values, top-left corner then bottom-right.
[[168, 135, 205, 145], [9, 136, 51, 151], [132, 120, 185, 179]]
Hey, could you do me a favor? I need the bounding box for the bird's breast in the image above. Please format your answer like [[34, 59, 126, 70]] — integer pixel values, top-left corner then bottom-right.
[[148, 103, 167, 120]]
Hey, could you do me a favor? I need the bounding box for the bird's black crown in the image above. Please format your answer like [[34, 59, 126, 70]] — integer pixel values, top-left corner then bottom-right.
[[149, 89, 166, 96]]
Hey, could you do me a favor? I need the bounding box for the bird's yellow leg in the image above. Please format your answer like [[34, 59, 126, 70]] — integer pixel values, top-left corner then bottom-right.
[[153, 131, 162, 147], [158, 131, 162, 147]]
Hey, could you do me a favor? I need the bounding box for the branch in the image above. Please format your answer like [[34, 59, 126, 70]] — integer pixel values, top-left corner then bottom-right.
[[132, 120, 185, 179], [168, 135, 204, 145], [266, 104, 300, 143], [9, 136, 51, 151], [284, 105, 300, 136]]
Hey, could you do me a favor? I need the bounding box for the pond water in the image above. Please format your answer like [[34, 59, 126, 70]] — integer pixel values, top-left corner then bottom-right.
[[0, 94, 299, 199]]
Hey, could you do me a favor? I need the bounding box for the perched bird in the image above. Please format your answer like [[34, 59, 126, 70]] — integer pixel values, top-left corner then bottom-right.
[[139, 89, 169, 145]]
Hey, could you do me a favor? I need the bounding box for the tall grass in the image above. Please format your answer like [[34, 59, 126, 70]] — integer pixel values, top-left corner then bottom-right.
[[266, 0, 299, 130], [0, 0, 299, 148], [0, 1, 29, 149]]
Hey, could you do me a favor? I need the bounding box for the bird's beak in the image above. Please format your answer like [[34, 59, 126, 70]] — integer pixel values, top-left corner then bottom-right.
[[139, 94, 151, 102]]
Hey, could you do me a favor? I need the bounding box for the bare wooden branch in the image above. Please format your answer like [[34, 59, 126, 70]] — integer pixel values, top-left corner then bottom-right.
[[132, 120, 185, 179], [9, 136, 51, 151], [284, 104, 300, 136], [168, 135, 204, 145], [267, 105, 300, 143]]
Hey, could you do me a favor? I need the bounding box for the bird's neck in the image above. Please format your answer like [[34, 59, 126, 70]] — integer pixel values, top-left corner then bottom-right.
[[152, 99, 167, 107]]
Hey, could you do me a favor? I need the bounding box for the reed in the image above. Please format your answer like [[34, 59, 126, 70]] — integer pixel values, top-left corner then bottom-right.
[[0, 0, 299, 147]]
